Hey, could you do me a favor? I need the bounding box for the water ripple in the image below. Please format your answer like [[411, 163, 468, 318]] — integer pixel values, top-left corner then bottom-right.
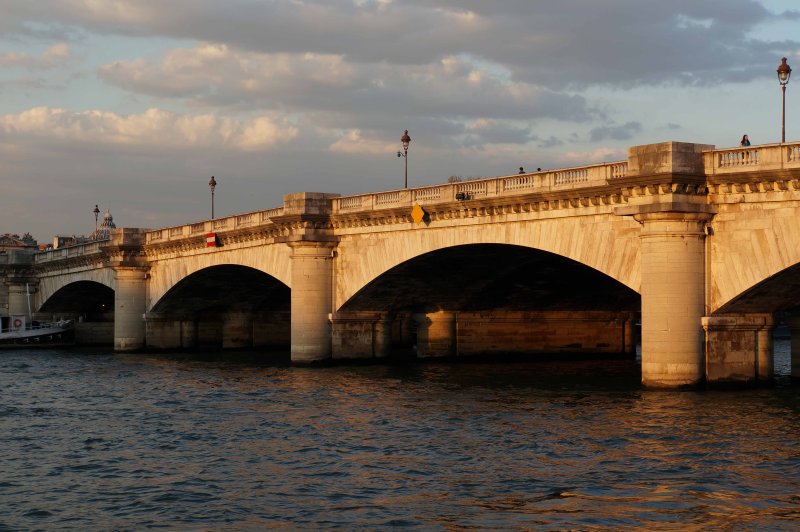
[[0, 345, 798, 529]]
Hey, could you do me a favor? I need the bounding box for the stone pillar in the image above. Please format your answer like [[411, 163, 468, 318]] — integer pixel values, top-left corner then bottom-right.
[[623, 314, 637, 356], [289, 241, 335, 363], [703, 314, 773, 385], [144, 313, 181, 349], [331, 311, 380, 359], [114, 267, 147, 351], [636, 212, 709, 387], [374, 315, 392, 358], [6, 282, 30, 320], [222, 310, 252, 349], [414, 311, 457, 358], [181, 320, 197, 348], [787, 315, 800, 380]]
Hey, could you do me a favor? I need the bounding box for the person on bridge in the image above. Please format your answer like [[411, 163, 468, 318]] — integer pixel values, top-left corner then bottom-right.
[[740, 134, 751, 146]]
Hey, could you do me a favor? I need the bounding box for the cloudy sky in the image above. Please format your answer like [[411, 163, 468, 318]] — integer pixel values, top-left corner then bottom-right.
[[1, 0, 799, 242]]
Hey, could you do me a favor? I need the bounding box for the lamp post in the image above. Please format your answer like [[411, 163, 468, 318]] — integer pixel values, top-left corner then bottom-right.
[[397, 129, 411, 188], [208, 176, 217, 219], [93, 204, 100, 239], [778, 57, 792, 143]]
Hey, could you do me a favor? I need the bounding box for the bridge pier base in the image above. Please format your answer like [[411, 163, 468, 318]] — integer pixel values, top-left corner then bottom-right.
[[7, 282, 31, 321], [331, 311, 385, 359], [702, 314, 774, 385], [635, 212, 710, 388], [414, 311, 457, 358], [145, 314, 182, 349], [114, 267, 147, 351], [289, 241, 335, 364], [786, 315, 800, 380], [222, 310, 252, 349]]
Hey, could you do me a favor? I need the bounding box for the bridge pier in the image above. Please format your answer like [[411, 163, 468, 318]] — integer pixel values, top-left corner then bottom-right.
[[786, 315, 800, 380], [702, 314, 774, 385], [289, 241, 336, 363], [114, 267, 147, 351], [414, 311, 457, 358], [6, 281, 31, 322], [635, 212, 710, 388], [222, 309, 252, 349]]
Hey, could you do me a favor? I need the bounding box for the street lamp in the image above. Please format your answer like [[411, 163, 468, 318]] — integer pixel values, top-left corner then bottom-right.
[[93, 204, 100, 239], [208, 176, 217, 219], [397, 129, 411, 188], [778, 57, 792, 143]]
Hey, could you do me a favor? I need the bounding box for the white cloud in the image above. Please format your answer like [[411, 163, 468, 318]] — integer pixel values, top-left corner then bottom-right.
[[98, 43, 359, 102], [329, 129, 395, 155], [559, 147, 627, 165], [0, 106, 299, 151], [0, 43, 71, 68]]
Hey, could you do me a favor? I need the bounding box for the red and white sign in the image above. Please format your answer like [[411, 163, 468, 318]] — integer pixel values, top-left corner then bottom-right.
[[10, 316, 25, 331], [205, 232, 217, 247]]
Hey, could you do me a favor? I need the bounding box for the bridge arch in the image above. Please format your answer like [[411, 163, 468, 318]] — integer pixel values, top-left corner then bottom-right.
[[146, 264, 290, 351], [714, 262, 800, 315], [338, 243, 640, 314], [709, 198, 800, 313], [147, 245, 291, 313], [38, 280, 114, 320], [150, 264, 289, 315], [334, 215, 641, 309], [331, 242, 640, 361], [36, 269, 115, 311]]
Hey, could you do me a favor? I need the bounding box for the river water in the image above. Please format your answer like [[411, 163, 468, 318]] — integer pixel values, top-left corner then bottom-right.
[[1, 342, 799, 530]]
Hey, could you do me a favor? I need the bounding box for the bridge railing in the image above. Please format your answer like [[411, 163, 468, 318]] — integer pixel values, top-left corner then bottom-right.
[[705, 142, 800, 175], [332, 161, 627, 213], [34, 240, 108, 264], [146, 206, 286, 244]]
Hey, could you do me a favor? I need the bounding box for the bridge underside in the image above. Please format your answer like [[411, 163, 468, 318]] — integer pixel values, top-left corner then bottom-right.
[[146, 265, 290, 351], [335, 244, 641, 360], [38, 280, 115, 345], [707, 263, 800, 383]]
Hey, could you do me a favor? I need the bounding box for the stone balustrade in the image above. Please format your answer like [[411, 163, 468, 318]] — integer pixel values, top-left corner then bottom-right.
[[35, 240, 107, 264], [145, 207, 285, 244], [60, 141, 800, 249], [705, 142, 800, 175], [332, 161, 625, 214]]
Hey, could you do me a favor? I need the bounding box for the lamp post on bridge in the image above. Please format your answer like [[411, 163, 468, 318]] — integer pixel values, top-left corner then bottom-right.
[[397, 129, 411, 189], [93, 204, 100, 239], [778, 57, 792, 143], [208, 176, 217, 219]]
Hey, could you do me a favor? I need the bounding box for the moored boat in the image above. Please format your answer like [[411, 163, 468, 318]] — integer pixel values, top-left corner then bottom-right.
[[0, 318, 74, 347]]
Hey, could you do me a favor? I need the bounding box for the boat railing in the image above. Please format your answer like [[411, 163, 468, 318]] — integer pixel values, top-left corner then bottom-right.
[[0, 319, 73, 335]]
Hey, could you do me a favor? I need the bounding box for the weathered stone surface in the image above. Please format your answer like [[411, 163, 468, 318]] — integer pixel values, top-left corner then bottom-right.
[[25, 141, 800, 386]]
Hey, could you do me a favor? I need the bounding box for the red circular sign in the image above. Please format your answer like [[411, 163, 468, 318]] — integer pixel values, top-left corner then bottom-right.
[[12, 318, 22, 328]]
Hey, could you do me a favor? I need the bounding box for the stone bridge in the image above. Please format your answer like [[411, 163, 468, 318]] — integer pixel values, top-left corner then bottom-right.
[[12, 141, 800, 387]]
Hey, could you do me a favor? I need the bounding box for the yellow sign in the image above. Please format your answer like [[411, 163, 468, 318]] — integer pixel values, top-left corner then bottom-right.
[[411, 203, 426, 224]]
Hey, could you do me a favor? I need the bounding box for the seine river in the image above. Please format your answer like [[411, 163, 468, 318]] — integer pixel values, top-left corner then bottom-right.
[[1, 342, 799, 530]]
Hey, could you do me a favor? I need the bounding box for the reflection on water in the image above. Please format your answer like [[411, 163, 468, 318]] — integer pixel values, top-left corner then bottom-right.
[[0, 341, 798, 529]]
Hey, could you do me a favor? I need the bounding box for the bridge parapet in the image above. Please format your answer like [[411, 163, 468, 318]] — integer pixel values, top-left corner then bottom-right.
[[704, 142, 800, 175], [146, 206, 285, 244], [35, 240, 108, 264], [332, 160, 628, 214]]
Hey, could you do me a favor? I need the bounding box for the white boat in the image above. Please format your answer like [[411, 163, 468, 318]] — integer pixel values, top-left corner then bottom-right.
[[0, 318, 74, 347]]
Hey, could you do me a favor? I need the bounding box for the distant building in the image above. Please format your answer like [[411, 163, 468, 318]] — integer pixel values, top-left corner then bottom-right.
[[50, 209, 118, 249], [0, 233, 37, 252], [52, 235, 91, 249], [89, 210, 117, 241]]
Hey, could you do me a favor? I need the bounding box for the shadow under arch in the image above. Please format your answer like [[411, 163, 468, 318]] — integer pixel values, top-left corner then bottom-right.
[[715, 261, 800, 315], [39, 280, 114, 321], [339, 244, 640, 313], [334, 244, 640, 361], [149, 264, 290, 351]]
